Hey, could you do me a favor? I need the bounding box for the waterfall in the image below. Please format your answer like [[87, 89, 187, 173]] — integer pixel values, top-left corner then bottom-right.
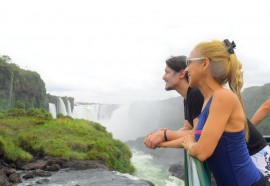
[[8, 71, 14, 108], [72, 105, 98, 122], [49, 103, 57, 118], [103, 102, 162, 141], [103, 97, 183, 141], [71, 103, 120, 122], [66, 98, 72, 116], [57, 97, 67, 116]]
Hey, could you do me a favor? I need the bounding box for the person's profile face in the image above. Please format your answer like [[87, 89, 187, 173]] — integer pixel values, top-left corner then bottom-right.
[[162, 65, 179, 91]]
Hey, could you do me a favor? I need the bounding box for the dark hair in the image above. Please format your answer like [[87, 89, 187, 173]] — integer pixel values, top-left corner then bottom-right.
[[166, 56, 187, 72]]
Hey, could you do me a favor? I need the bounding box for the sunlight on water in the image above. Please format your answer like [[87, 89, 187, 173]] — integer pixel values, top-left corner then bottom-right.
[[131, 149, 184, 186]]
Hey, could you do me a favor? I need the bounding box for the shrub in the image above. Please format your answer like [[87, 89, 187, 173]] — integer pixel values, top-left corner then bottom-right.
[[8, 108, 26, 117], [0, 135, 32, 161], [0, 109, 7, 118], [26, 108, 53, 124], [56, 113, 64, 118], [13, 101, 25, 109], [91, 122, 107, 132]]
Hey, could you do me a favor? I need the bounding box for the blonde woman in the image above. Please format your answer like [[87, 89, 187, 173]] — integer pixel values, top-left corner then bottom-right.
[[159, 39, 269, 185]]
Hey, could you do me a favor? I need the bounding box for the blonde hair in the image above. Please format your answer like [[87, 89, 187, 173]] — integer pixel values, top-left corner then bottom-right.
[[195, 40, 249, 139]]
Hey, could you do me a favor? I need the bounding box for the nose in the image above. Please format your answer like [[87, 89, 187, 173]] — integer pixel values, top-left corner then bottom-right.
[[162, 74, 166, 80]]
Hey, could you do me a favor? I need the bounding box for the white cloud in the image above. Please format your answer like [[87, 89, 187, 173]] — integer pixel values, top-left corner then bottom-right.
[[1, 0, 270, 104]]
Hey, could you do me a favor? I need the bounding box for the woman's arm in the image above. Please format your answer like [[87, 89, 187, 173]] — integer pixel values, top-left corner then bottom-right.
[[144, 119, 193, 149], [251, 99, 270, 126], [182, 90, 241, 162], [158, 129, 194, 148]]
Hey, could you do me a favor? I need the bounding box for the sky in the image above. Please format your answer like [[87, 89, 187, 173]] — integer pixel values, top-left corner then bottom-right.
[[1, 0, 270, 104]]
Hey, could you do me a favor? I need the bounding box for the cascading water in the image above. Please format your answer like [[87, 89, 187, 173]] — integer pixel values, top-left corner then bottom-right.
[[66, 98, 72, 116], [8, 71, 14, 108], [131, 149, 184, 186], [49, 103, 57, 118], [103, 97, 183, 141], [72, 105, 98, 122], [57, 97, 67, 116], [71, 103, 120, 122]]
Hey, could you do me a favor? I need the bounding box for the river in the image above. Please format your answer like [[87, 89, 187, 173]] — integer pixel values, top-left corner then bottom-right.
[[131, 149, 184, 186]]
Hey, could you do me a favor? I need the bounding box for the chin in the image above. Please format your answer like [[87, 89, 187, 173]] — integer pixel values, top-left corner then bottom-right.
[[165, 86, 173, 91]]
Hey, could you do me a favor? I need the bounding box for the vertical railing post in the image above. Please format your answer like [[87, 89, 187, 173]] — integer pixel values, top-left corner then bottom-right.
[[184, 150, 211, 186], [184, 150, 189, 186]]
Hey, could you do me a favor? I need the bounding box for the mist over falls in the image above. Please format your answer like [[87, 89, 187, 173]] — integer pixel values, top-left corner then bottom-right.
[[49, 96, 184, 141], [105, 97, 184, 141]]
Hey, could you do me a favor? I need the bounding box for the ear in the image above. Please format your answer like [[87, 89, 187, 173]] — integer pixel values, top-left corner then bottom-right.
[[202, 58, 210, 70], [178, 69, 187, 79]]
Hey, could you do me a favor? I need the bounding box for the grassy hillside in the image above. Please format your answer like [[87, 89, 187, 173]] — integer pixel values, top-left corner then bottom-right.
[[0, 109, 134, 174]]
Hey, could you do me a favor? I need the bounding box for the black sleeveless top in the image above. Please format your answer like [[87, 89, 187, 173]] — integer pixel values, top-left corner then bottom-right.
[[183, 87, 204, 127], [247, 119, 267, 156]]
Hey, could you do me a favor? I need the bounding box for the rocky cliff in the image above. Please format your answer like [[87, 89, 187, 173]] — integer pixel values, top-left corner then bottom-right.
[[0, 57, 47, 110]]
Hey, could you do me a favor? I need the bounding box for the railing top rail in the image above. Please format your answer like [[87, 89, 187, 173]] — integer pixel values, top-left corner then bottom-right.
[[264, 135, 270, 143]]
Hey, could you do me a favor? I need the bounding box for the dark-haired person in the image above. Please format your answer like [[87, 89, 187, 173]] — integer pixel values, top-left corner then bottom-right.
[[144, 55, 204, 149], [159, 39, 269, 185]]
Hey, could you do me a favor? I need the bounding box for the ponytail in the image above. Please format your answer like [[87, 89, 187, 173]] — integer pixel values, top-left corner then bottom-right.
[[227, 53, 249, 140], [196, 40, 249, 140]]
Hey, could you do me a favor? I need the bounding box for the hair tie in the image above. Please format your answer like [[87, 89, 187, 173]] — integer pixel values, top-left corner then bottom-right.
[[223, 39, 236, 54]]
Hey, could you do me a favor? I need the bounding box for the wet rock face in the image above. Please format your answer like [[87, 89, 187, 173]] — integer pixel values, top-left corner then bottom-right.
[[21, 160, 47, 171], [168, 163, 184, 179], [45, 164, 60, 172], [8, 172, 22, 183], [0, 170, 12, 186]]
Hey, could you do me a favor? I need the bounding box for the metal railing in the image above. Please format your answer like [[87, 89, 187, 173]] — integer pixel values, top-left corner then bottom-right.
[[184, 150, 211, 186], [264, 135, 270, 143]]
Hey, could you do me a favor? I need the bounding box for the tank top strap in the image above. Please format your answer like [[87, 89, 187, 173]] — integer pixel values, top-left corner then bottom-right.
[[203, 96, 213, 113]]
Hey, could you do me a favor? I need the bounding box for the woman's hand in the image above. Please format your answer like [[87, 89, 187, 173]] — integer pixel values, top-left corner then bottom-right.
[[181, 134, 196, 155]]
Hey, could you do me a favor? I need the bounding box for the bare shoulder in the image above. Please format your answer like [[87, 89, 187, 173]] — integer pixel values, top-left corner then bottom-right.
[[212, 89, 238, 104]]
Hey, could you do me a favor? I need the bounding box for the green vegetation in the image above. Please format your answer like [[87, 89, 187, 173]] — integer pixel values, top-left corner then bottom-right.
[[0, 108, 135, 174], [0, 55, 47, 110]]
